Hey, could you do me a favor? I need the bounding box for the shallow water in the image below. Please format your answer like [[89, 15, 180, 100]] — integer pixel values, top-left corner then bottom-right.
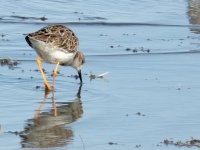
[[1, 0, 200, 150]]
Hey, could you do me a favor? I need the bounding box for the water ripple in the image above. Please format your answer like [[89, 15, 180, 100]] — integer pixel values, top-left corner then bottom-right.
[[1, 19, 200, 28]]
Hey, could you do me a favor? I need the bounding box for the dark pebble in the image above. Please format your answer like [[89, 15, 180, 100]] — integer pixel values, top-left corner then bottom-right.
[[35, 85, 41, 89], [108, 142, 118, 145], [125, 48, 131, 51]]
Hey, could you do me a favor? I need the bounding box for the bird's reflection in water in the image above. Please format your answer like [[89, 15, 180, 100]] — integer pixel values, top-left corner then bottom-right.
[[20, 85, 83, 148]]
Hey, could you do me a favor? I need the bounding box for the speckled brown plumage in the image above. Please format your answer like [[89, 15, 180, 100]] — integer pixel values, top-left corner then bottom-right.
[[27, 24, 79, 53]]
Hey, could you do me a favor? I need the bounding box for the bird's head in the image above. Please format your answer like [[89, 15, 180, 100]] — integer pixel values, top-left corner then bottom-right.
[[72, 51, 85, 83]]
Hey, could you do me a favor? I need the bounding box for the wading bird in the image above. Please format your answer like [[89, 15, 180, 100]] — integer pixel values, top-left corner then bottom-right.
[[25, 25, 85, 91]]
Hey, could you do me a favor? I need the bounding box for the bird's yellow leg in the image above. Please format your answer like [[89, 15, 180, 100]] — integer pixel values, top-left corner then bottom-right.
[[36, 57, 51, 91], [52, 62, 60, 87]]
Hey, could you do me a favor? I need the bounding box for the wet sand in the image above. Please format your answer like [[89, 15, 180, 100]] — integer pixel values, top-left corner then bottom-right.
[[1, 0, 200, 150]]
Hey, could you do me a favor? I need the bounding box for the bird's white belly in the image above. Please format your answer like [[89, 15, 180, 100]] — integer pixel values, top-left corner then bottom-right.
[[30, 38, 75, 65], [49, 50, 74, 64]]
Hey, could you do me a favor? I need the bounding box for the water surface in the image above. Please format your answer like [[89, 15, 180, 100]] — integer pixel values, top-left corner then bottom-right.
[[1, 0, 200, 150]]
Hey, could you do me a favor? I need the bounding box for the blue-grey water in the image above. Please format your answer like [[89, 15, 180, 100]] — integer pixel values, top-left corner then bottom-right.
[[1, 0, 200, 150]]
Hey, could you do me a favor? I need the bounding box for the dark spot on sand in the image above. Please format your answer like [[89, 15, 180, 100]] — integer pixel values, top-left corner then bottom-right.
[[125, 48, 131, 51], [89, 74, 96, 80], [11, 15, 29, 20], [123, 33, 129, 36], [132, 47, 150, 53], [162, 138, 200, 148], [32, 69, 46, 73], [35, 85, 41, 89], [99, 34, 108, 36], [68, 74, 79, 80], [10, 15, 47, 21], [88, 72, 108, 81], [126, 47, 151, 53], [108, 142, 118, 145], [163, 139, 173, 145], [110, 45, 114, 48], [0, 58, 19, 69], [135, 144, 141, 148], [1, 34, 9, 41], [136, 112, 146, 116], [74, 11, 84, 14], [93, 17, 107, 20], [133, 49, 137, 53], [83, 16, 107, 21], [51, 71, 60, 77], [1, 38, 10, 41], [40, 16, 48, 21], [1, 34, 5, 38], [146, 38, 152, 41]]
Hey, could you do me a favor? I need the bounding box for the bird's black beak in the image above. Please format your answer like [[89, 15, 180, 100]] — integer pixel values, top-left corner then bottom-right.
[[78, 70, 83, 84]]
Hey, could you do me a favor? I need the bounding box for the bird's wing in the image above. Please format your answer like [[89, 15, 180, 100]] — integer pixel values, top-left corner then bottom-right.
[[27, 25, 79, 53]]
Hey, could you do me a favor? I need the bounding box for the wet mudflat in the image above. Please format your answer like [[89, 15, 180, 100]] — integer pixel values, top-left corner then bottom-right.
[[1, 0, 200, 150]]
